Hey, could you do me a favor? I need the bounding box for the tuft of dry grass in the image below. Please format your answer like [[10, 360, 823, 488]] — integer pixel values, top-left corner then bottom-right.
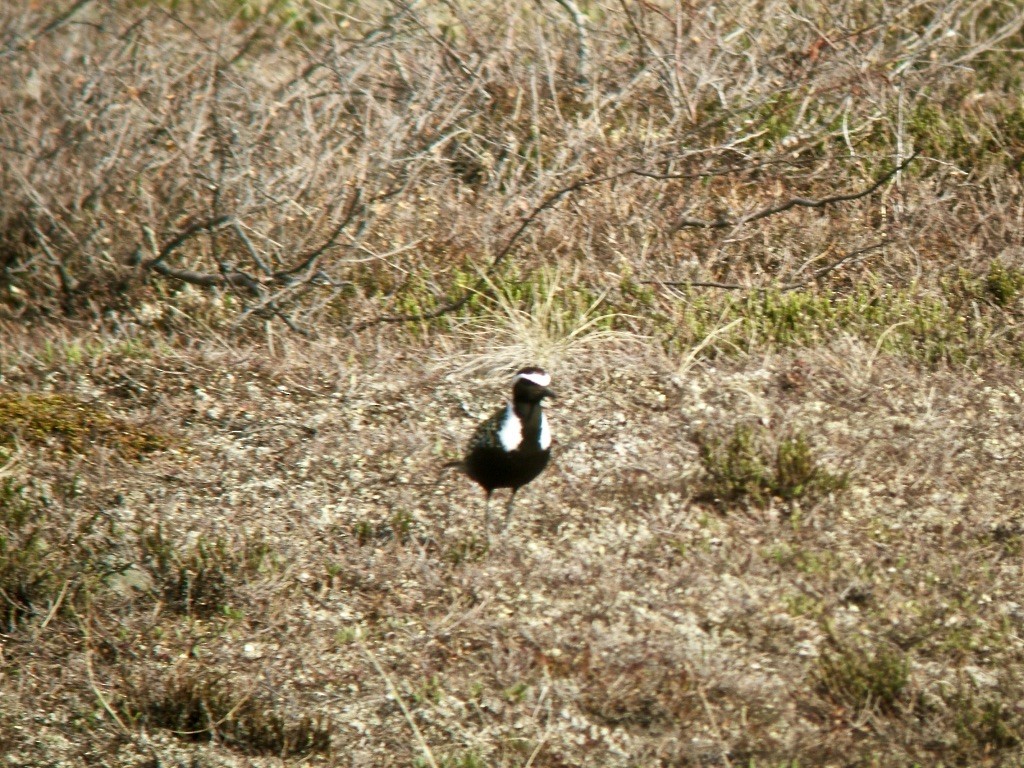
[[448, 267, 646, 379]]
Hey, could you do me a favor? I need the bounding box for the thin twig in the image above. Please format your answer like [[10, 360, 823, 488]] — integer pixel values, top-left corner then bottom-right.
[[34, 579, 71, 636], [552, 0, 590, 85], [1, 0, 97, 58], [141, 215, 232, 270], [358, 168, 636, 329], [273, 189, 363, 280], [145, 261, 264, 293], [693, 673, 733, 768], [138, 221, 317, 330], [645, 240, 888, 293], [359, 639, 439, 768], [29, 223, 78, 296], [631, 155, 802, 181], [231, 221, 273, 276], [77, 614, 133, 739], [650, 279, 746, 290], [678, 318, 744, 376], [670, 152, 919, 232], [617, 0, 652, 67], [780, 240, 885, 289], [0, 439, 23, 479]]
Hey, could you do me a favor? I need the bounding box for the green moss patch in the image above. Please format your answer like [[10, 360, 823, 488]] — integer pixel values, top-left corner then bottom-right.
[[0, 392, 169, 457]]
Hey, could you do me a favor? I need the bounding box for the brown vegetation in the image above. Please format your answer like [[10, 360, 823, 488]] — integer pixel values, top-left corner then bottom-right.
[[2, 0, 1024, 765]]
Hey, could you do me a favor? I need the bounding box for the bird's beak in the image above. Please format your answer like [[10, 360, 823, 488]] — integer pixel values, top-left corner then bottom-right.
[[541, 387, 557, 400]]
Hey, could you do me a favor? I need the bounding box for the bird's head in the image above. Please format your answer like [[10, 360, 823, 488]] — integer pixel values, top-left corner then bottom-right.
[[511, 367, 556, 403]]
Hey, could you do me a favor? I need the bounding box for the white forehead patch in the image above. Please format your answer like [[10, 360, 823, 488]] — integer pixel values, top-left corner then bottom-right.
[[497, 404, 523, 451], [513, 370, 551, 387]]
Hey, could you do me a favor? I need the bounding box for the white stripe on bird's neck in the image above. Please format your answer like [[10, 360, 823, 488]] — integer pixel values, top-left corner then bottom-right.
[[497, 403, 523, 450]]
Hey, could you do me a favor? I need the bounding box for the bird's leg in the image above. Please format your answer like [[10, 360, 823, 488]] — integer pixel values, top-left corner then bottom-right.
[[483, 489, 493, 531], [503, 487, 518, 530]]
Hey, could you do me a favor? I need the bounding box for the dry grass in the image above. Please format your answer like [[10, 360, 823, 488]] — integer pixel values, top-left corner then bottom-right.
[[445, 266, 645, 379], [2, 1, 1024, 765]]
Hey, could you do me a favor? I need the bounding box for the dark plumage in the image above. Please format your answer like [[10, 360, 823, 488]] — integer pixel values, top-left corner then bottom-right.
[[464, 367, 556, 528]]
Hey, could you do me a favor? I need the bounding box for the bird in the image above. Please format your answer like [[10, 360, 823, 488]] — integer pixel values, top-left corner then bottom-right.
[[463, 367, 556, 529]]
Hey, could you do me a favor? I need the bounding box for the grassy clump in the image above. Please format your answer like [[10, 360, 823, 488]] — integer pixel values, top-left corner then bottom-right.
[[454, 266, 631, 373], [817, 641, 909, 714], [0, 477, 67, 629], [138, 524, 277, 617], [124, 665, 331, 756], [352, 511, 415, 547], [579, 660, 694, 728], [984, 261, 1024, 307], [946, 260, 1024, 309], [444, 534, 489, 566], [948, 688, 1024, 754], [0, 392, 168, 457], [665, 270, 1024, 368], [0, 475, 121, 630], [417, 751, 487, 768], [909, 98, 1024, 173], [695, 426, 847, 508]]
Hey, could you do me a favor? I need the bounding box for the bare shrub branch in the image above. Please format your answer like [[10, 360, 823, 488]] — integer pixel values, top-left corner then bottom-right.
[[669, 152, 920, 233], [646, 240, 890, 292], [0, 0, 1012, 335], [552, 0, 591, 85]]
